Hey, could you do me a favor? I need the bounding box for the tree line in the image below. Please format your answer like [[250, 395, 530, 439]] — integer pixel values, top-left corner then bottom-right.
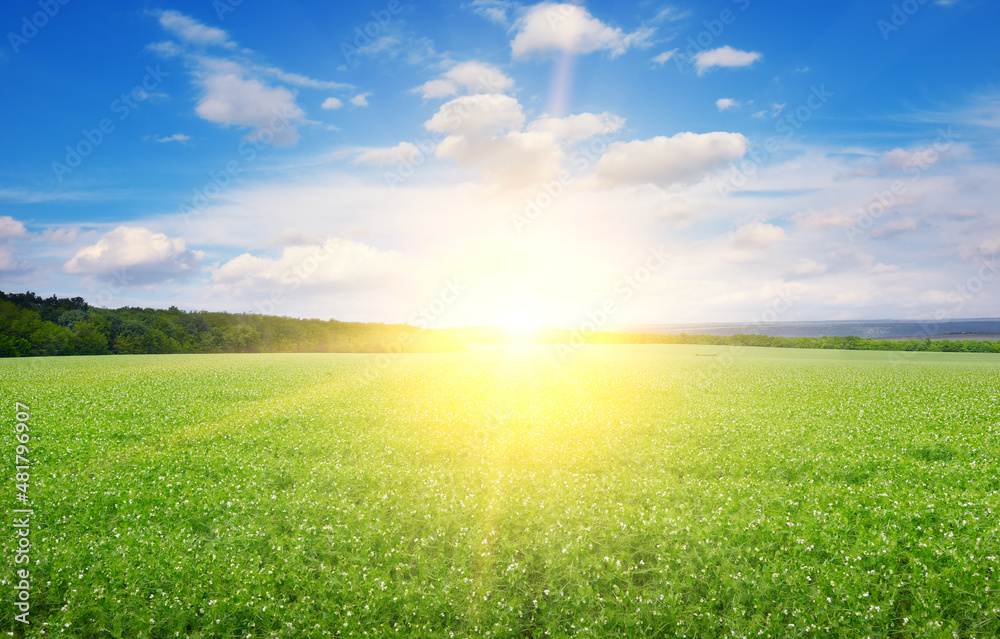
[[444, 327, 1000, 354], [555, 329, 1000, 353], [0, 291, 464, 357]]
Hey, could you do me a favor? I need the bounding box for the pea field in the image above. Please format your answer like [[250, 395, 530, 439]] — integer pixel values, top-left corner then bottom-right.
[[2, 344, 999, 638]]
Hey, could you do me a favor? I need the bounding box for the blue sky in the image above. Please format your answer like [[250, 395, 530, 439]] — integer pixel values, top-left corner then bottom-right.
[[1, 0, 999, 329]]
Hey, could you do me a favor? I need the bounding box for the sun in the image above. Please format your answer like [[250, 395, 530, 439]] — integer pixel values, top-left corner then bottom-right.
[[502, 307, 542, 340]]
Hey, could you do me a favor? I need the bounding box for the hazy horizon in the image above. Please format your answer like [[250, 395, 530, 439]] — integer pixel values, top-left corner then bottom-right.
[[2, 0, 999, 329]]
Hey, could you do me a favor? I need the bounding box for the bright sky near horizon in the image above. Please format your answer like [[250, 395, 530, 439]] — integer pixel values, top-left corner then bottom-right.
[[1, 0, 999, 329]]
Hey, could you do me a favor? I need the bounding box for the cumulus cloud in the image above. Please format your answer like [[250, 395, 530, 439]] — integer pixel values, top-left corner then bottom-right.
[[414, 61, 514, 99], [730, 221, 785, 250], [0, 245, 22, 272], [0, 216, 28, 239], [979, 236, 1000, 256], [0, 216, 28, 272], [210, 237, 403, 295], [350, 93, 370, 107], [527, 112, 625, 140], [321, 97, 343, 110], [716, 98, 740, 111], [694, 46, 762, 73], [590, 132, 748, 187], [425, 94, 565, 189], [354, 142, 420, 167], [882, 146, 944, 171], [193, 58, 305, 146], [151, 11, 351, 147], [511, 3, 653, 58], [426, 93, 525, 137], [63, 226, 203, 283]]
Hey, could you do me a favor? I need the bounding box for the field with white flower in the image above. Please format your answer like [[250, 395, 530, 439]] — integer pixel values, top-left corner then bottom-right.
[[2, 344, 999, 638]]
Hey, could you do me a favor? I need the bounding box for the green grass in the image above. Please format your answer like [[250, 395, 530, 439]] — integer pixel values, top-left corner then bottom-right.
[[2, 345, 999, 637]]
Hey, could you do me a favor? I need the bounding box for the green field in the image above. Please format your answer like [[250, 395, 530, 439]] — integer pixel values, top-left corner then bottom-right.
[[3, 345, 999, 637]]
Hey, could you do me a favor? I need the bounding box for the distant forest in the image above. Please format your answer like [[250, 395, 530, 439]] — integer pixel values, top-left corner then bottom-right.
[[444, 327, 1000, 354], [0, 291, 464, 357], [3, 291, 1000, 358]]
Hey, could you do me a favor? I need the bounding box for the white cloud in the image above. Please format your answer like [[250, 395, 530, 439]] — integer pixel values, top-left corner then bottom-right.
[[354, 142, 420, 167], [415, 61, 514, 99], [730, 221, 785, 250], [152, 133, 191, 144], [321, 97, 343, 110], [151, 12, 352, 147], [789, 258, 828, 278], [590, 132, 748, 187], [424, 94, 565, 189], [882, 147, 943, 171], [0, 216, 28, 239], [527, 112, 625, 140], [438, 130, 565, 189], [716, 98, 740, 111], [426, 93, 525, 137], [158, 10, 234, 48], [0, 245, 22, 272], [350, 93, 370, 107], [254, 66, 351, 91], [147, 40, 182, 57], [469, 0, 514, 25], [651, 49, 678, 66], [869, 262, 899, 274], [210, 238, 403, 294], [41, 227, 83, 243], [652, 7, 689, 22], [511, 3, 654, 58], [693, 46, 762, 74], [791, 207, 857, 230], [193, 57, 304, 147], [871, 216, 919, 239], [979, 236, 1000, 256], [63, 226, 203, 283]]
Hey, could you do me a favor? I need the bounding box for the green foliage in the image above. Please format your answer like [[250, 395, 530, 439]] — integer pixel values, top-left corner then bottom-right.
[[1, 348, 998, 636], [0, 291, 464, 357]]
